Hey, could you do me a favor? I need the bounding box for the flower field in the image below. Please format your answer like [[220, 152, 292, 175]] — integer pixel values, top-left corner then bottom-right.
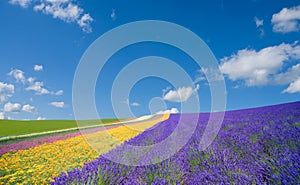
[[1, 102, 300, 184], [0, 114, 169, 184], [51, 102, 300, 184]]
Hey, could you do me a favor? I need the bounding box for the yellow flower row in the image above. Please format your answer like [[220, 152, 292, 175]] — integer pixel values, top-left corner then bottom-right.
[[0, 114, 169, 185]]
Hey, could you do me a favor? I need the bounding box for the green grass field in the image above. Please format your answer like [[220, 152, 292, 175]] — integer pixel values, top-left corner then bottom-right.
[[0, 119, 121, 136]]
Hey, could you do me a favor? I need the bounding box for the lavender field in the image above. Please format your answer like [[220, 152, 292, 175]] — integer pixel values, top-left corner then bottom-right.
[[52, 102, 300, 184]]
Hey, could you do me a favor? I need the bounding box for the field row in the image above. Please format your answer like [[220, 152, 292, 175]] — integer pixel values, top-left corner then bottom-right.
[[0, 114, 169, 184], [52, 102, 300, 184]]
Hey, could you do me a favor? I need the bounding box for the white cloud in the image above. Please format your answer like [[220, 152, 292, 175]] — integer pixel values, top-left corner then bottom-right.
[[26, 77, 62, 96], [0, 112, 5, 119], [200, 68, 224, 82], [110, 9, 116, 20], [156, 108, 179, 114], [26, 81, 50, 95], [254, 17, 265, 37], [220, 42, 300, 86], [54, 90, 63, 95], [8, 69, 26, 83], [282, 78, 300, 93], [32, 0, 93, 33], [254, 16, 264, 27], [50, 101, 64, 108], [273, 63, 300, 85], [37, 116, 46, 120], [122, 99, 140, 106], [0, 82, 14, 104], [9, 0, 32, 8], [162, 86, 172, 96], [22, 104, 36, 113], [34, 65, 43, 71], [27, 77, 35, 83], [77, 14, 93, 33], [8, 68, 62, 96], [194, 67, 224, 85], [193, 76, 206, 84], [4, 102, 21, 113], [163, 85, 199, 102], [271, 5, 300, 33], [10, 0, 93, 32], [130, 102, 140, 107], [39, 2, 81, 21], [33, 2, 44, 11]]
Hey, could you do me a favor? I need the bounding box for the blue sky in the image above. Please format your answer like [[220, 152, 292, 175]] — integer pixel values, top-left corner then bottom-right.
[[0, 0, 300, 120]]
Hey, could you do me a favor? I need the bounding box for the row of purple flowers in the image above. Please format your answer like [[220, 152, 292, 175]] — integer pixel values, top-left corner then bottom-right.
[[52, 101, 300, 184]]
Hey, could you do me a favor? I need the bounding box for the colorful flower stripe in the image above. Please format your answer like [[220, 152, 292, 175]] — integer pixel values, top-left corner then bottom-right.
[[0, 125, 115, 155], [0, 115, 161, 155], [0, 114, 169, 185], [52, 102, 300, 184]]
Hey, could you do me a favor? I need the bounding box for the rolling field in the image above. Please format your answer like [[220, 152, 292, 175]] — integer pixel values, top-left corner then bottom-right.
[[0, 114, 169, 184], [0, 119, 122, 137], [0, 102, 300, 184], [52, 102, 300, 184]]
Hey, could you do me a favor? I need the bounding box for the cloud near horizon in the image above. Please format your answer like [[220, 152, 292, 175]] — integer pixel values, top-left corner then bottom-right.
[[0, 67, 64, 120], [22, 104, 36, 113], [4, 102, 22, 113], [156, 108, 179, 114], [0, 111, 4, 119], [37, 116, 46, 120]]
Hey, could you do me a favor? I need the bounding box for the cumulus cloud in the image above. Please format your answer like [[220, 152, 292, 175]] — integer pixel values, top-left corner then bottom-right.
[[271, 5, 300, 33], [27, 77, 35, 83], [50, 101, 64, 108], [22, 104, 36, 113], [8, 69, 26, 84], [0, 112, 5, 119], [7, 68, 62, 96], [9, 0, 93, 33], [156, 108, 179, 114], [163, 85, 199, 102], [220, 42, 300, 87], [26, 81, 50, 95], [273, 63, 300, 85], [282, 78, 300, 93], [4, 102, 22, 113], [197, 68, 224, 83], [34, 65, 43, 71], [37, 116, 46, 120], [0, 82, 14, 104], [33, 0, 93, 33], [9, 0, 32, 8], [26, 77, 62, 96], [77, 14, 93, 33]]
